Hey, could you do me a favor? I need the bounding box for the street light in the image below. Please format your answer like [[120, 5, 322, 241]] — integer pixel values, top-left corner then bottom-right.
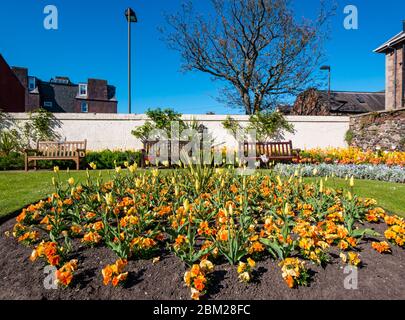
[[125, 8, 138, 114], [320, 65, 331, 103]]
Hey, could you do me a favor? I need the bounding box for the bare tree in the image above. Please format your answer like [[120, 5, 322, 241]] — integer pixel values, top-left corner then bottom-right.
[[163, 0, 334, 114]]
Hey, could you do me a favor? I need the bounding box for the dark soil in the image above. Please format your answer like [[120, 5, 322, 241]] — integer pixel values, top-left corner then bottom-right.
[[1, 218, 404, 300]]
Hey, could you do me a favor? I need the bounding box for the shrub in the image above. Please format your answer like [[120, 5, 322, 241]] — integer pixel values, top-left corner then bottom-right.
[[0, 150, 142, 171]]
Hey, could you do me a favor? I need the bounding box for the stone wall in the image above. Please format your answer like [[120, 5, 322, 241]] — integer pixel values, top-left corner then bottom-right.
[[349, 108, 405, 151]]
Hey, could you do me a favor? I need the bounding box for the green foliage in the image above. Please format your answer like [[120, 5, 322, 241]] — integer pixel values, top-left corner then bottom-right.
[[0, 152, 25, 170], [0, 150, 142, 171], [0, 131, 18, 155], [85, 150, 142, 169], [345, 129, 354, 146], [247, 111, 295, 141], [222, 111, 294, 142], [221, 116, 242, 137], [29, 108, 60, 142], [132, 108, 187, 141]]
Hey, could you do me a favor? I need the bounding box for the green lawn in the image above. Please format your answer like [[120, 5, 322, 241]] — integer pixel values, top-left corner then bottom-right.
[[0, 170, 404, 220]]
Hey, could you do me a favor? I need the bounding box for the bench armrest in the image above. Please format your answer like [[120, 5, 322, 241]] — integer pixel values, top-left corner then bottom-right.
[[292, 148, 301, 160], [24, 149, 38, 155]]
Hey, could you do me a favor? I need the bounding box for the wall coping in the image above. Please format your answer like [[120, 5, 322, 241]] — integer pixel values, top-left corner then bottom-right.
[[7, 113, 350, 123], [350, 108, 405, 118]]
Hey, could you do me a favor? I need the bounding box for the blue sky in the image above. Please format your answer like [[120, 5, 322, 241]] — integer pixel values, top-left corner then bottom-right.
[[0, 0, 404, 114]]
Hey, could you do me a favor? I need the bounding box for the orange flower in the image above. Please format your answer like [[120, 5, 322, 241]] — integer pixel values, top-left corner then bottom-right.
[[217, 229, 228, 242], [193, 275, 206, 291], [55, 270, 73, 286], [190, 264, 201, 278], [285, 275, 294, 288], [372, 241, 391, 254]]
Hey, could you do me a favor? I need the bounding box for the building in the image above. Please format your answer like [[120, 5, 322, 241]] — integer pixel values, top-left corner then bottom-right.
[[291, 89, 385, 116], [374, 21, 405, 111], [0, 54, 25, 112], [0, 54, 117, 113]]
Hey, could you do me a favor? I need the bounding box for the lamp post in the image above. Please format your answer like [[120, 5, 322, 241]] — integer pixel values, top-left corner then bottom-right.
[[125, 8, 138, 114], [320, 65, 331, 103]]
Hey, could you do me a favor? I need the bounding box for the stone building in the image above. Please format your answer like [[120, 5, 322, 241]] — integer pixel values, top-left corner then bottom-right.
[[291, 89, 385, 116], [374, 21, 405, 110]]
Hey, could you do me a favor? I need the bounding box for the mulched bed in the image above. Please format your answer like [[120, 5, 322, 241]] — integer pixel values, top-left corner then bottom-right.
[[1, 218, 404, 300]]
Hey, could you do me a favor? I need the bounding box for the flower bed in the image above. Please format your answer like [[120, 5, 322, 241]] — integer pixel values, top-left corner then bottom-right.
[[274, 163, 405, 183], [5, 166, 405, 299], [297, 147, 405, 166]]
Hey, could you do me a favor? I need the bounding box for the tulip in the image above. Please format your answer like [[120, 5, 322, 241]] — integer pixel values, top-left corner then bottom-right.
[[319, 179, 324, 193], [175, 186, 179, 197], [276, 175, 282, 187], [115, 167, 122, 174], [284, 203, 290, 216], [349, 176, 354, 187], [68, 177, 75, 185], [135, 178, 141, 188], [104, 193, 114, 206], [52, 177, 56, 186], [128, 164, 137, 173], [183, 199, 190, 213], [53, 166, 59, 173], [89, 162, 97, 170], [347, 191, 352, 201], [124, 161, 129, 168], [228, 204, 233, 216]]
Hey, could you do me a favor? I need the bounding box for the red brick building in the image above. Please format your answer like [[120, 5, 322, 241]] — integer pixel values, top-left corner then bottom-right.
[[0, 54, 117, 113], [0, 54, 25, 112]]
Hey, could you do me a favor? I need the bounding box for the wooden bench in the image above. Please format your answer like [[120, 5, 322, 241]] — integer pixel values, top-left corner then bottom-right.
[[239, 140, 300, 163], [141, 140, 190, 167], [24, 140, 87, 171]]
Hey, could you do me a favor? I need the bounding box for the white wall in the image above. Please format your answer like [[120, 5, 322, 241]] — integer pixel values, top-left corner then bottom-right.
[[8, 113, 350, 151]]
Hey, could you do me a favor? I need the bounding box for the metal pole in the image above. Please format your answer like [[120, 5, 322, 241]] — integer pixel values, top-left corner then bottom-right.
[[328, 69, 331, 102], [128, 9, 132, 114]]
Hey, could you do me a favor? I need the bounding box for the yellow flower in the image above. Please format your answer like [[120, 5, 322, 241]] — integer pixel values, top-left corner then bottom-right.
[[199, 259, 214, 273], [349, 176, 355, 187], [104, 193, 114, 206], [247, 258, 256, 268], [183, 199, 190, 213], [53, 166, 59, 173], [190, 287, 200, 300], [128, 164, 137, 173], [183, 271, 191, 286], [115, 166, 122, 174], [237, 262, 246, 274], [347, 252, 361, 266], [89, 162, 97, 170], [238, 271, 250, 283], [68, 177, 75, 185]]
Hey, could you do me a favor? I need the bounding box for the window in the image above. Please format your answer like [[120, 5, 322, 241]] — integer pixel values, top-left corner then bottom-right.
[[81, 102, 89, 113], [28, 77, 36, 91], [79, 84, 88, 96], [44, 101, 53, 108]]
